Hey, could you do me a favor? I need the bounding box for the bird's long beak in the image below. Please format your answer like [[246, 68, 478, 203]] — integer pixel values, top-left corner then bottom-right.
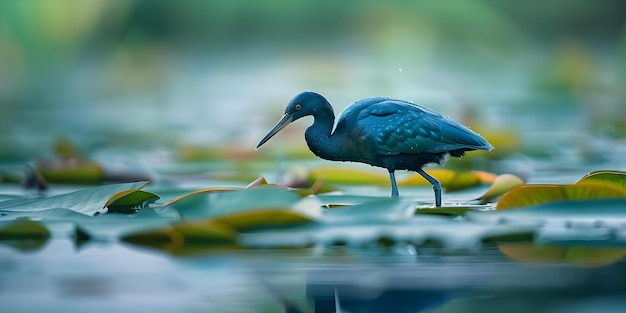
[[256, 113, 293, 150]]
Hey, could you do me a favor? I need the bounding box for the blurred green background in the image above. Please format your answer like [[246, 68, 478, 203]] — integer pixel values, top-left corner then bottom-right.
[[1, 0, 625, 162]]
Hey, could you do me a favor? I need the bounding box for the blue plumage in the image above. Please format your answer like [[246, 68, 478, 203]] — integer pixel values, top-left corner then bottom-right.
[[256, 91, 493, 206]]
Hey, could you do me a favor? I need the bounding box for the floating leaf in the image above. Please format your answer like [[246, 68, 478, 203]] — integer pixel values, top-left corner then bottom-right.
[[213, 200, 320, 231], [246, 176, 269, 188], [316, 194, 390, 207], [297, 178, 337, 196], [498, 242, 626, 267], [157, 187, 322, 227], [207, 189, 322, 230], [472, 170, 498, 184], [36, 159, 104, 185], [416, 205, 488, 216], [443, 171, 482, 192], [398, 169, 483, 192], [152, 187, 241, 211], [239, 216, 536, 250], [310, 166, 389, 185], [496, 183, 626, 210], [121, 220, 237, 254], [398, 169, 456, 186], [468, 198, 626, 226], [577, 170, 626, 190], [105, 189, 160, 213], [323, 199, 417, 223], [0, 219, 50, 252], [0, 181, 148, 216], [476, 174, 525, 204]]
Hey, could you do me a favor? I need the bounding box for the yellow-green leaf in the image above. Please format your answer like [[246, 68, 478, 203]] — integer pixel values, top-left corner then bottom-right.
[[152, 187, 242, 208], [36, 159, 104, 185], [0, 220, 50, 252], [105, 189, 160, 214], [310, 166, 389, 185], [443, 171, 482, 192], [416, 205, 484, 216], [498, 242, 626, 267], [121, 220, 237, 254], [246, 176, 269, 188], [211, 195, 322, 230], [0, 181, 149, 216], [399, 169, 484, 192], [577, 170, 626, 190], [496, 182, 626, 210], [476, 174, 525, 204], [398, 168, 456, 186]]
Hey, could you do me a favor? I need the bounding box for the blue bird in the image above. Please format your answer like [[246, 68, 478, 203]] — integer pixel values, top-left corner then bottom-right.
[[256, 91, 493, 206]]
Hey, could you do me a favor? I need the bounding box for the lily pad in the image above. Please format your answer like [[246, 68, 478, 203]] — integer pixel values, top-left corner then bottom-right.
[[498, 242, 626, 267], [157, 187, 322, 229], [239, 216, 536, 250], [206, 188, 322, 230], [476, 173, 525, 204], [416, 205, 488, 216], [468, 198, 626, 227], [577, 170, 626, 190], [0, 219, 50, 252], [121, 220, 237, 254], [397, 168, 456, 187], [496, 182, 626, 210], [398, 169, 484, 192], [152, 187, 242, 212], [322, 199, 417, 223], [36, 159, 104, 185], [310, 166, 389, 185], [0, 181, 150, 216], [105, 189, 160, 213]]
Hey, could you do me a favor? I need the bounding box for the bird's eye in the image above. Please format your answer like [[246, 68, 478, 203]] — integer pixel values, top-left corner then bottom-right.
[[295, 104, 302, 110]]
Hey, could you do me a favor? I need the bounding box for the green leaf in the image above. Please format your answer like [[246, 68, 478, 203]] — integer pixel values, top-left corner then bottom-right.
[[398, 168, 456, 186], [475, 173, 525, 204], [0, 181, 149, 216], [206, 188, 322, 230], [151, 187, 242, 212], [496, 183, 626, 210], [310, 166, 389, 185], [37, 159, 104, 185], [0, 219, 50, 252], [398, 169, 487, 192], [577, 170, 626, 190], [105, 189, 160, 213], [442, 171, 482, 192], [498, 242, 626, 267], [323, 199, 417, 223], [316, 194, 390, 207], [121, 220, 237, 255], [468, 198, 626, 226], [416, 205, 488, 216]]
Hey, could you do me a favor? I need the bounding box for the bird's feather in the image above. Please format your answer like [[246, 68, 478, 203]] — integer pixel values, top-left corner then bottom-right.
[[351, 100, 490, 156]]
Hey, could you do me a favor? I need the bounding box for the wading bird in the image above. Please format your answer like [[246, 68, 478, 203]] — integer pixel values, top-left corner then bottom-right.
[[256, 91, 493, 206]]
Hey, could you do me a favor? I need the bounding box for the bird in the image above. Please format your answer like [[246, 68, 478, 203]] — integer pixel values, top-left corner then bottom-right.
[[256, 91, 493, 207]]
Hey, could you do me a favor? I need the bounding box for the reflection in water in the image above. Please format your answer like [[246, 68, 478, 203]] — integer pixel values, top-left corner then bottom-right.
[[307, 276, 462, 313], [1, 241, 626, 312]]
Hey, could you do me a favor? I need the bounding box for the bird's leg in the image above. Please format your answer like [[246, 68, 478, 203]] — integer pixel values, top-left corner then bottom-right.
[[388, 170, 399, 198], [416, 169, 442, 207]]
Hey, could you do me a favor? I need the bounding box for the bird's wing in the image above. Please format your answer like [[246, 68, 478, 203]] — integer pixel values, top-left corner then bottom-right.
[[360, 101, 489, 155]]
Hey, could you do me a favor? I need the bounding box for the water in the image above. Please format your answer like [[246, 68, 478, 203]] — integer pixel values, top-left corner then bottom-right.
[[2, 237, 625, 313], [2, 2, 625, 310]]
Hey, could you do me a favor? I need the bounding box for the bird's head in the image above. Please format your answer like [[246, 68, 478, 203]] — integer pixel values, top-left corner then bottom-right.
[[256, 91, 330, 149]]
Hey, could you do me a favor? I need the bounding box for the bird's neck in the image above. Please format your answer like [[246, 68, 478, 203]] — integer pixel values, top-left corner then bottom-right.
[[304, 107, 342, 161]]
